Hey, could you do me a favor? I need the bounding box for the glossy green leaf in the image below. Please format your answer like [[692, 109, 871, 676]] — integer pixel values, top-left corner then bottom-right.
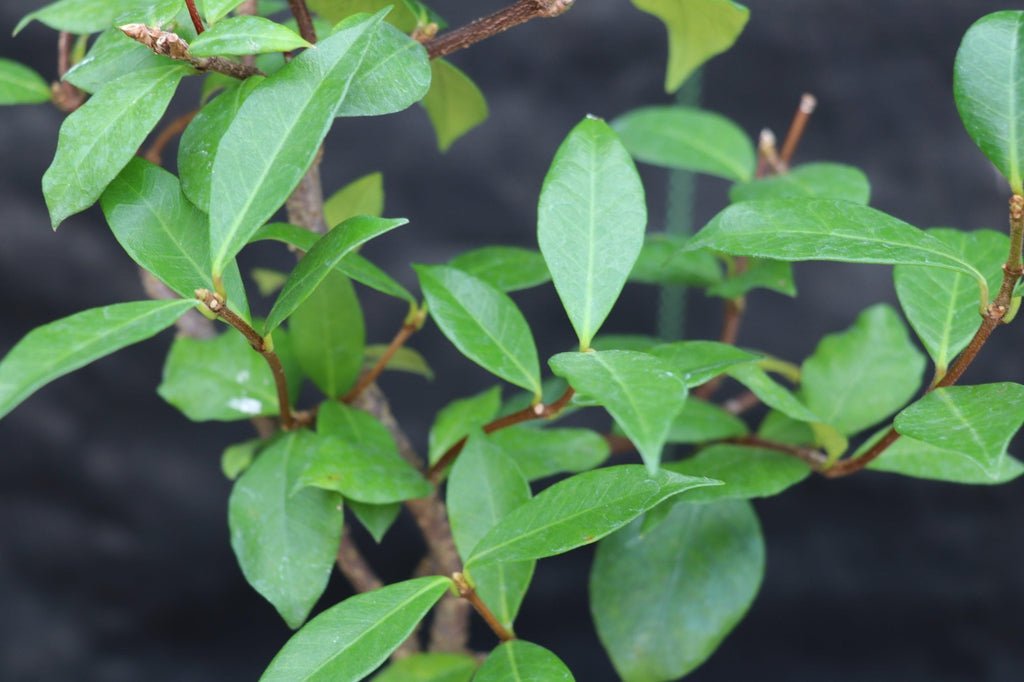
[[43, 64, 190, 228], [706, 258, 796, 299], [895, 228, 1008, 374], [307, 0, 446, 32], [0, 300, 194, 420], [364, 344, 433, 380], [253, 222, 416, 304], [449, 433, 534, 632], [0, 59, 51, 105], [347, 500, 401, 543], [179, 77, 263, 213], [590, 335, 663, 352], [664, 445, 811, 503], [801, 304, 925, 436], [591, 500, 763, 681], [954, 11, 1024, 192], [613, 106, 755, 181], [631, 0, 749, 92], [538, 116, 647, 350], [289, 271, 364, 398], [63, 29, 174, 94], [474, 641, 574, 682], [549, 350, 688, 473], [428, 386, 502, 466], [222, 439, 260, 480], [325, 172, 385, 228], [265, 216, 407, 334], [629, 234, 722, 287], [373, 653, 476, 682], [416, 265, 541, 395], [422, 59, 488, 151], [466, 465, 720, 567], [449, 246, 551, 293], [868, 434, 1024, 485], [650, 340, 760, 387], [189, 16, 311, 56], [229, 431, 343, 628], [101, 158, 249, 319], [489, 427, 609, 481], [15, 0, 179, 35], [158, 329, 300, 421], [301, 402, 432, 503], [688, 200, 989, 298], [198, 0, 246, 24], [260, 576, 452, 681], [894, 383, 1024, 475], [666, 399, 747, 443], [757, 410, 815, 445], [729, 163, 871, 205], [208, 12, 428, 277]]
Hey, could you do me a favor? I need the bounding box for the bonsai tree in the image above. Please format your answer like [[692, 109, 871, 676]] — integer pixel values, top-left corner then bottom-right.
[[1, 0, 1022, 679]]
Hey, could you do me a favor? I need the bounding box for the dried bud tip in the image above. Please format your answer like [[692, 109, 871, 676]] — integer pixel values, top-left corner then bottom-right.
[[539, 0, 575, 17], [800, 93, 818, 114], [758, 128, 777, 150]]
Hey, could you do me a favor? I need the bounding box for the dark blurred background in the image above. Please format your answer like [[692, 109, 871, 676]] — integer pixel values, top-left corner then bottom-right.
[[3, 1, 1024, 680]]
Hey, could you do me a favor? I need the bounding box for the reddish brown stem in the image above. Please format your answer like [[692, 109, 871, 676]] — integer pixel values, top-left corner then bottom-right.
[[722, 390, 761, 416], [344, 321, 420, 403], [425, 0, 574, 60], [729, 435, 827, 469], [145, 110, 197, 165], [53, 32, 86, 113], [694, 295, 745, 400], [428, 388, 575, 482], [779, 93, 817, 167], [453, 572, 515, 642], [184, 0, 205, 34], [287, 0, 318, 44]]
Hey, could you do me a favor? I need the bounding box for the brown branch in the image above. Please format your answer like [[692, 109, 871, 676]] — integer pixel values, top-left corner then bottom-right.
[[425, 0, 574, 60], [287, 0, 318, 44], [428, 387, 575, 482], [722, 390, 761, 415], [286, 148, 329, 233], [195, 288, 296, 429], [779, 93, 817, 167], [728, 435, 827, 469], [694, 291, 745, 400], [755, 128, 782, 177], [184, 0, 205, 34], [452, 572, 515, 642], [53, 32, 86, 113], [343, 317, 422, 403], [145, 109, 197, 165], [119, 24, 264, 80]]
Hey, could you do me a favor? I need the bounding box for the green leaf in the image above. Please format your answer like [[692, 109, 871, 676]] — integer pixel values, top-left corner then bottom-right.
[[15, 0, 179, 35], [0, 59, 51, 105], [893, 383, 1024, 476], [489, 427, 609, 481], [688, 200, 990, 300], [449, 246, 551, 293], [727, 363, 815, 420], [664, 445, 811, 503], [590, 335, 663, 352], [158, 329, 299, 421], [666, 399, 748, 443], [229, 431, 343, 629], [757, 410, 815, 445], [591, 500, 763, 681], [801, 304, 925, 436], [179, 77, 263, 213], [347, 500, 401, 543], [325, 172, 385, 228], [260, 576, 452, 681], [300, 401, 432, 503], [428, 386, 502, 466], [549, 350, 688, 473], [373, 653, 476, 682], [43, 64, 190, 228], [63, 29, 175, 94], [895, 228, 1008, 375], [307, 0, 446, 32], [222, 439, 260, 480], [421, 59, 488, 151], [868, 435, 1024, 485], [650, 340, 760, 387], [253, 222, 416, 304], [198, 0, 246, 24], [613, 105, 755, 181], [208, 12, 428, 277], [706, 258, 796, 299], [189, 16, 311, 56], [0, 299, 194, 420], [289, 271, 364, 398], [416, 265, 542, 396], [466, 465, 720, 567], [629, 234, 722, 287], [729, 163, 871, 205], [538, 116, 647, 350], [448, 433, 534, 632], [474, 641, 574, 682], [265, 216, 407, 334], [101, 158, 250, 320], [252, 268, 288, 297], [631, 0, 749, 92], [364, 344, 433, 380], [954, 11, 1024, 193]]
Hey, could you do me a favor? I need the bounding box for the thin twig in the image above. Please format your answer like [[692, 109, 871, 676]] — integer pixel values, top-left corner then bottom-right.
[[728, 435, 827, 469], [722, 390, 761, 416], [425, 0, 574, 60], [120, 24, 264, 80], [145, 109, 197, 165], [53, 32, 86, 113], [779, 93, 817, 167], [452, 572, 515, 642], [184, 0, 205, 34], [287, 0, 318, 44], [428, 387, 575, 481], [343, 318, 422, 403]]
